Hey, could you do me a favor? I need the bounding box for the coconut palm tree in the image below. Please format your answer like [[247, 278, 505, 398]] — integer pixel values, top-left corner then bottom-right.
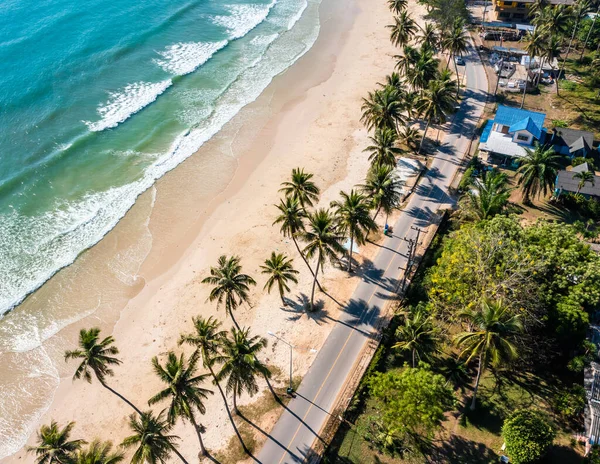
[[398, 126, 420, 154], [455, 299, 523, 410], [388, 0, 408, 14], [260, 252, 299, 306], [148, 352, 213, 457], [560, 0, 592, 73], [201, 255, 256, 331], [361, 86, 405, 134], [64, 328, 143, 415], [27, 421, 85, 464], [331, 190, 376, 272], [393, 305, 439, 368], [379, 72, 406, 94], [441, 19, 469, 98], [574, 169, 596, 193], [218, 327, 271, 414], [529, 0, 548, 18], [404, 47, 440, 91], [580, 6, 599, 61], [516, 144, 562, 203], [521, 29, 546, 108], [535, 4, 571, 35], [544, 35, 562, 94], [303, 209, 346, 311], [363, 127, 402, 168], [416, 75, 456, 154], [418, 22, 439, 52], [71, 440, 124, 464], [395, 45, 420, 78], [388, 11, 418, 47], [179, 316, 252, 456], [279, 167, 321, 208], [122, 411, 188, 464], [460, 170, 512, 220], [360, 164, 403, 222]]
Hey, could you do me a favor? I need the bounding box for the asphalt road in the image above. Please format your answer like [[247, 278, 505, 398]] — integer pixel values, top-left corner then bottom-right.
[[256, 41, 489, 464]]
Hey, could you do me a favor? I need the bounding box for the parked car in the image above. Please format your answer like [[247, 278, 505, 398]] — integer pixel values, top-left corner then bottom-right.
[[455, 56, 465, 66]]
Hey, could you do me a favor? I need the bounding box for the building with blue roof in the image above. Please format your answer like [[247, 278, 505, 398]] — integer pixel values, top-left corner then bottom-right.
[[479, 105, 547, 162]]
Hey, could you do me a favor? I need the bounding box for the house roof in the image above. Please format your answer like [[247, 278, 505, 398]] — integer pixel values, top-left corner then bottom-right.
[[551, 127, 595, 153], [509, 116, 543, 139], [556, 164, 600, 196], [494, 105, 546, 136], [479, 130, 532, 159]]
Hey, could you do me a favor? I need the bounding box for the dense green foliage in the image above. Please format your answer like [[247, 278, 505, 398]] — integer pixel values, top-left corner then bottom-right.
[[502, 409, 556, 464]]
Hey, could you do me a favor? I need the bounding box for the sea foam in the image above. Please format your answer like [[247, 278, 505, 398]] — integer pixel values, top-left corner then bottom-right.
[[154, 41, 228, 76], [84, 80, 172, 132], [213, 1, 278, 40]]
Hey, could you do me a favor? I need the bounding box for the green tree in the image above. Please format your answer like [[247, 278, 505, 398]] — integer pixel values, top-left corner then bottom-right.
[[179, 316, 252, 456], [260, 252, 299, 306], [361, 86, 405, 134], [417, 75, 455, 154], [218, 327, 271, 414], [331, 190, 376, 272], [441, 19, 469, 98], [502, 409, 556, 464], [27, 421, 85, 464], [279, 167, 320, 208], [398, 126, 420, 153], [368, 366, 455, 442], [360, 164, 403, 222], [574, 169, 595, 193], [404, 47, 440, 91], [388, 11, 417, 47], [201, 255, 256, 331], [521, 29, 546, 108], [545, 35, 562, 95], [122, 411, 188, 464], [460, 170, 512, 220], [148, 352, 213, 457], [392, 304, 439, 367], [455, 299, 523, 410], [395, 45, 420, 78], [363, 127, 402, 168], [516, 144, 562, 203], [388, 0, 408, 14], [71, 441, 124, 464], [418, 22, 439, 52], [302, 209, 345, 310], [64, 328, 143, 415]]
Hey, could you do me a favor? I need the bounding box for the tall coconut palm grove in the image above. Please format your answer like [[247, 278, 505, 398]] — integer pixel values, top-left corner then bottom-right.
[[31, 1, 470, 462]]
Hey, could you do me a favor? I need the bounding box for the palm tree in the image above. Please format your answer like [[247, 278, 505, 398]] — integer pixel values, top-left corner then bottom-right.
[[361, 86, 405, 134], [64, 328, 143, 415], [388, 0, 407, 14], [71, 440, 124, 464], [455, 299, 523, 410], [441, 19, 469, 98], [404, 47, 440, 91], [179, 316, 252, 456], [395, 45, 420, 78], [122, 411, 188, 464], [302, 209, 345, 311], [392, 305, 439, 368], [574, 169, 595, 193], [528, 0, 548, 18], [331, 190, 376, 272], [516, 144, 562, 203], [535, 4, 571, 35], [360, 164, 403, 222], [560, 0, 592, 74], [416, 76, 456, 154], [379, 72, 405, 94], [279, 167, 320, 208], [363, 127, 402, 168], [461, 170, 512, 220], [201, 255, 256, 331], [149, 352, 213, 457], [580, 6, 599, 61], [388, 11, 417, 47], [27, 421, 85, 464], [218, 327, 271, 414], [260, 252, 299, 305], [398, 126, 420, 154], [418, 22, 439, 52], [521, 29, 546, 108], [544, 35, 562, 95]]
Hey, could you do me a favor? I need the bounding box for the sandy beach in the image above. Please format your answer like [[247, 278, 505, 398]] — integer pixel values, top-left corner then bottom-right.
[[2, 0, 429, 461]]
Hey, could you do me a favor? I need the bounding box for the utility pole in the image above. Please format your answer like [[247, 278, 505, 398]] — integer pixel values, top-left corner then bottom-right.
[[399, 227, 425, 293]]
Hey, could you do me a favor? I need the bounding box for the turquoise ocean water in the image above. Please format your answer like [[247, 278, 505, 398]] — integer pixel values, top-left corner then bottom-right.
[[0, 0, 320, 456]]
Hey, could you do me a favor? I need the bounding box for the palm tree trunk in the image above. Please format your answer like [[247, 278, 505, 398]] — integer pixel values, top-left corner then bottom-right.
[[446, 53, 452, 70], [189, 415, 207, 457], [418, 118, 431, 155], [520, 59, 532, 109], [232, 391, 238, 415], [292, 235, 323, 292], [280, 291, 287, 306], [560, 20, 578, 80], [170, 446, 190, 464], [99, 380, 144, 416], [412, 349, 416, 368], [347, 231, 354, 272], [310, 253, 322, 312], [470, 352, 484, 411], [454, 57, 460, 100], [580, 10, 598, 61], [207, 363, 250, 455], [372, 206, 382, 222], [227, 307, 242, 332]]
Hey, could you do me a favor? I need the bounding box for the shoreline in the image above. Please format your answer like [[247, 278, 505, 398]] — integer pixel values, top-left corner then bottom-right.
[[0, 0, 412, 459]]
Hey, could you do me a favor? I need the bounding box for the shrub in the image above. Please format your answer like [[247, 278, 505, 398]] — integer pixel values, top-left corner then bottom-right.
[[502, 409, 556, 464], [553, 384, 586, 426]]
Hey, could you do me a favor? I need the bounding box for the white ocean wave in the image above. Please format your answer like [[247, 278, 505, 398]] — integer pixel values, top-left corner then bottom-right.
[[154, 40, 228, 76], [84, 80, 172, 132], [212, 0, 277, 40]]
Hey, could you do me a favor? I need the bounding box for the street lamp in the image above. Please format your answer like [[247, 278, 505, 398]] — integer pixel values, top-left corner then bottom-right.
[[268, 331, 294, 395]]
